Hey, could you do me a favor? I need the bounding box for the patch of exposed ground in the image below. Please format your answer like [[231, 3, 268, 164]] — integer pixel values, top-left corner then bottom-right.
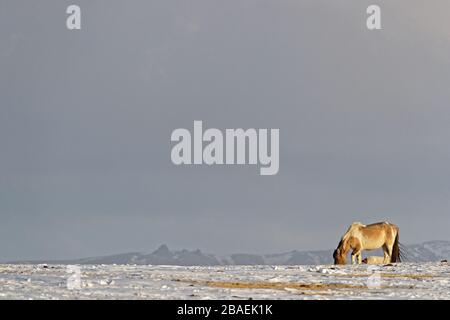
[[180, 279, 396, 291]]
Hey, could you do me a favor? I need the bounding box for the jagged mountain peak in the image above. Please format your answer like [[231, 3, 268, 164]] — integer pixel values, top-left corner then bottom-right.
[[152, 244, 172, 257]]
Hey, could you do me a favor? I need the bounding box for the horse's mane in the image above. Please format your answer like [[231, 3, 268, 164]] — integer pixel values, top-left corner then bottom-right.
[[336, 238, 344, 250], [338, 222, 364, 247]]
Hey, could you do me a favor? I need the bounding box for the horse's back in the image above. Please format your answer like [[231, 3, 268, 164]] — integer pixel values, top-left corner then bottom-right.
[[360, 221, 397, 249], [366, 221, 398, 232]]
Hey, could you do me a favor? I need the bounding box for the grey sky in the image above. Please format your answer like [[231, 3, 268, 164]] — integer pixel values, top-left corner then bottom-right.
[[1, 0, 450, 261]]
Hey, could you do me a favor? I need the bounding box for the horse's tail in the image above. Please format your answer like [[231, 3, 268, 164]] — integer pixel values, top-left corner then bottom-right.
[[391, 230, 401, 263]]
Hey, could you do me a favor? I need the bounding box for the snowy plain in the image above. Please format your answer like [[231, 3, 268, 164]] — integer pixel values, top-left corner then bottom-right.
[[0, 262, 449, 299]]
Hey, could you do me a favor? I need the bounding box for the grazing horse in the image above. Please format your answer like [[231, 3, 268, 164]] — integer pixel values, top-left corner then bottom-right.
[[333, 221, 401, 265]]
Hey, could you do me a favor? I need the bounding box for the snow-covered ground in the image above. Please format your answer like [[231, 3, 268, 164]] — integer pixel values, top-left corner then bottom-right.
[[0, 262, 449, 299]]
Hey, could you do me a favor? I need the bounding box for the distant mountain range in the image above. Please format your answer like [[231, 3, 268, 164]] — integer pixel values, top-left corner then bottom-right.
[[10, 241, 450, 266]]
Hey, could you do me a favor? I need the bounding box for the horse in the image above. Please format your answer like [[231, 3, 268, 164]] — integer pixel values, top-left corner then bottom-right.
[[333, 221, 401, 265]]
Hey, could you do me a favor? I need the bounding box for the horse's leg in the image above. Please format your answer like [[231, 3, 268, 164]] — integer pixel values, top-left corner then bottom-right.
[[351, 247, 362, 265], [353, 250, 362, 264], [382, 244, 391, 263], [348, 237, 361, 265], [354, 240, 362, 264], [387, 244, 394, 263]]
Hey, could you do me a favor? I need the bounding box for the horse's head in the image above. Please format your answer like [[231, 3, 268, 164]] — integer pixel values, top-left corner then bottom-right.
[[333, 245, 347, 265]]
